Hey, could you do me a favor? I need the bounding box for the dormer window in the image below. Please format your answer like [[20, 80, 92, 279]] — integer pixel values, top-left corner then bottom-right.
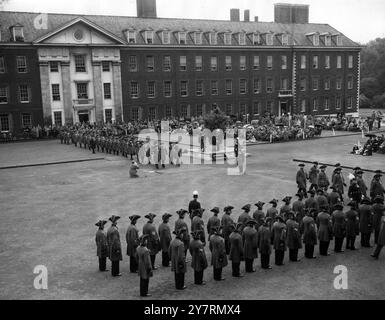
[[266, 33, 273, 45], [239, 33, 246, 45], [336, 35, 342, 46], [324, 35, 331, 46], [178, 32, 187, 44], [252, 33, 261, 45], [10, 25, 24, 42], [195, 32, 202, 45], [313, 34, 319, 46], [162, 31, 170, 44], [145, 31, 154, 44], [224, 32, 232, 45], [209, 32, 217, 45], [126, 30, 136, 44], [281, 34, 289, 45]]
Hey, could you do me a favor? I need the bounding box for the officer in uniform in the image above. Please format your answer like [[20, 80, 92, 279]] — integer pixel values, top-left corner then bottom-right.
[[107, 215, 123, 276], [308, 161, 319, 192], [318, 165, 330, 191], [253, 201, 265, 230], [316, 207, 333, 256], [229, 223, 244, 277], [359, 197, 373, 247], [266, 199, 278, 228], [126, 214, 141, 273], [238, 204, 251, 230], [221, 206, 235, 255], [189, 230, 208, 285], [142, 213, 160, 270], [296, 163, 308, 198], [207, 207, 221, 238], [191, 208, 206, 246], [136, 235, 153, 297], [257, 217, 273, 269], [292, 194, 305, 223], [169, 227, 187, 290], [242, 219, 258, 272], [345, 201, 359, 250], [95, 220, 108, 272], [356, 170, 368, 197], [305, 190, 319, 219], [271, 216, 287, 266], [188, 191, 201, 221], [174, 209, 190, 257], [158, 213, 173, 267], [280, 196, 292, 221], [300, 208, 317, 259], [209, 226, 227, 281], [286, 211, 302, 262], [370, 171, 385, 201], [331, 202, 346, 253]]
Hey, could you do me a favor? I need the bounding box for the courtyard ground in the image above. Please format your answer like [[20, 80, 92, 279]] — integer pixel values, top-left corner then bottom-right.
[[0, 133, 384, 300]]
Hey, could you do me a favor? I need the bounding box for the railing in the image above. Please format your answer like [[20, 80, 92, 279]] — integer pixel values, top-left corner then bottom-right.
[[278, 90, 293, 97], [73, 99, 94, 105]]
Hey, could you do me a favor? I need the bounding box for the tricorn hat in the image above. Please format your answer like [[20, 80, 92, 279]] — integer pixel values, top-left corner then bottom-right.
[[95, 220, 108, 227], [242, 204, 251, 211], [282, 196, 292, 202], [269, 199, 278, 204], [246, 219, 258, 226], [255, 201, 265, 208], [144, 213, 156, 220], [353, 166, 361, 171], [361, 197, 372, 205], [307, 190, 316, 195], [129, 215, 141, 222], [374, 195, 384, 203], [177, 209, 188, 216], [210, 207, 220, 214], [162, 213, 172, 220], [320, 165, 327, 169], [298, 163, 305, 167], [224, 205, 234, 212], [295, 193, 304, 198], [109, 215, 120, 223], [313, 161, 319, 165]]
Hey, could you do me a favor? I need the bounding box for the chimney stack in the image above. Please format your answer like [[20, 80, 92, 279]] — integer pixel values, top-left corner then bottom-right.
[[274, 3, 309, 24], [230, 8, 240, 22], [244, 10, 250, 22], [137, 0, 157, 18], [254, 16, 259, 22]]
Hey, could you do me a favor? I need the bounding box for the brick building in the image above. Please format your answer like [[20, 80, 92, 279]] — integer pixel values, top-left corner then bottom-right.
[[0, 0, 362, 129]]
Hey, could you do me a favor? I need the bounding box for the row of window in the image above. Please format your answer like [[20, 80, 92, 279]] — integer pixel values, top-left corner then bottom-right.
[[0, 113, 32, 131], [49, 83, 112, 101], [299, 96, 355, 112]]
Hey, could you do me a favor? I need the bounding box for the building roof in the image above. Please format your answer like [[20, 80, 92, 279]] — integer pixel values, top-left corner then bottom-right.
[[0, 11, 360, 47]]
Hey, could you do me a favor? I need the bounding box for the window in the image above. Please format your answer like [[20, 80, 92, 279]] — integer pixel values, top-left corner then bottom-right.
[[209, 32, 217, 45], [313, 55, 318, 69], [240, 56, 246, 70], [224, 33, 232, 45], [196, 104, 203, 116], [164, 81, 172, 97], [211, 80, 218, 95], [325, 55, 330, 69], [266, 101, 274, 113], [336, 78, 342, 90], [162, 31, 170, 44], [253, 56, 260, 70], [240, 103, 247, 115], [102, 61, 110, 72], [76, 83, 88, 99], [105, 109, 112, 123], [129, 56, 138, 72], [179, 32, 187, 44], [11, 26, 24, 42], [51, 84, 61, 101], [324, 97, 330, 110], [211, 56, 218, 71], [195, 32, 202, 45], [280, 78, 288, 90], [130, 82, 139, 98], [74, 55, 86, 72], [226, 104, 232, 115], [195, 56, 202, 71], [324, 78, 330, 90], [225, 56, 232, 71], [196, 80, 204, 96], [348, 76, 354, 89], [103, 83, 111, 99], [132, 107, 139, 121], [348, 55, 353, 69], [149, 107, 156, 120], [300, 77, 306, 91], [337, 55, 342, 69], [19, 85, 30, 102], [324, 35, 331, 46], [282, 34, 289, 45], [127, 30, 136, 43], [336, 96, 342, 109], [180, 81, 188, 97], [147, 81, 155, 98], [53, 111, 62, 126], [239, 33, 246, 45], [179, 56, 187, 71], [266, 78, 273, 93], [225, 79, 232, 95], [21, 113, 32, 127], [300, 55, 306, 69], [281, 55, 287, 69], [312, 98, 318, 111], [312, 78, 319, 91], [50, 61, 59, 72], [253, 33, 260, 45], [301, 99, 306, 113], [267, 56, 273, 70], [253, 101, 261, 115], [266, 34, 273, 45], [16, 56, 27, 73], [240, 79, 247, 94], [179, 104, 188, 118], [313, 34, 319, 46], [347, 96, 353, 109], [145, 31, 154, 44], [146, 56, 154, 72], [253, 79, 261, 94], [163, 56, 171, 72], [0, 86, 8, 103], [165, 105, 172, 118], [336, 35, 342, 46]]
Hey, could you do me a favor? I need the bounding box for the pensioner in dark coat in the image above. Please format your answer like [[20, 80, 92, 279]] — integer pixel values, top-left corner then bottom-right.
[[209, 234, 228, 268], [242, 225, 259, 259], [107, 225, 123, 261]]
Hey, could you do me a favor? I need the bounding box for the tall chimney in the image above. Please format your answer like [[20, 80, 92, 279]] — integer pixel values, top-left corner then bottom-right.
[[137, 0, 157, 18], [244, 10, 250, 22], [254, 16, 259, 22], [274, 3, 309, 24], [230, 8, 240, 22]]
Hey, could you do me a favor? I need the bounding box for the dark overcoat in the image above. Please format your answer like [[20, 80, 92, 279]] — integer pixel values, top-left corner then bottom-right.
[[143, 222, 160, 255], [242, 226, 258, 259], [229, 231, 244, 263], [332, 210, 346, 238], [126, 224, 139, 256], [286, 219, 302, 249], [316, 212, 333, 242], [136, 246, 153, 279], [271, 221, 287, 251], [96, 229, 108, 258], [301, 216, 317, 245], [257, 225, 272, 255], [107, 225, 123, 261], [358, 204, 373, 234], [158, 222, 172, 253], [169, 237, 186, 273], [209, 234, 228, 268], [189, 239, 208, 272], [345, 209, 359, 237]]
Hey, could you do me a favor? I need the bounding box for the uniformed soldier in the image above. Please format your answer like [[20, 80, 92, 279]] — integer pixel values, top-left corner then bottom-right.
[[316, 207, 333, 256], [188, 191, 201, 221], [189, 230, 208, 285], [286, 211, 302, 262], [253, 201, 265, 230], [308, 161, 319, 192], [372, 195, 385, 245], [207, 207, 221, 238], [345, 201, 359, 250], [356, 170, 368, 197], [158, 213, 173, 267], [370, 171, 385, 201], [257, 217, 273, 269], [136, 235, 153, 297], [209, 226, 227, 281], [126, 214, 141, 273], [371, 215, 385, 259], [359, 197, 373, 247], [332, 167, 346, 202], [229, 223, 244, 277], [316, 189, 329, 213], [142, 213, 160, 270], [266, 199, 278, 228], [191, 208, 206, 246], [296, 163, 308, 198], [331, 202, 346, 253], [292, 194, 305, 223], [238, 204, 251, 230], [318, 165, 330, 191], [169, 227, 187, 290], [305, 190, 319, 219], [95, 220, 109, 272], [271, 216, 287, 266], [328, 186, 341, 212], [348, 178, 362, 203], [300, 208, 318, 259], [280, 196, 292, 221], [242, 219, 258, 272], [221, 205, 235, 255], [174, 209, 190, 257], [107, 215, 123, 276]]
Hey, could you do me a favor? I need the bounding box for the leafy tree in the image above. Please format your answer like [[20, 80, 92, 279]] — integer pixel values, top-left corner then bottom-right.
[[203, 108, 229, 131]]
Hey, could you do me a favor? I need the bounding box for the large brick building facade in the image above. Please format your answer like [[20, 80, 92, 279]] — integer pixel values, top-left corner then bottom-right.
[[0, 0, 361, 130]]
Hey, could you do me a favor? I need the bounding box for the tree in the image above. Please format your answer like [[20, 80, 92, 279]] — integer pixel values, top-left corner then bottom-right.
[[203, 108, 229, 131], [361, 77, 381, 99]]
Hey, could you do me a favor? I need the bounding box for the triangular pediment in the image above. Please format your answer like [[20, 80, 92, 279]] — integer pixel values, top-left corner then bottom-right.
[[33, 17, 126, 45]]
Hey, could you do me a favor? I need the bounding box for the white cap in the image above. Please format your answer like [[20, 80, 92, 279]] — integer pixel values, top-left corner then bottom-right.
[[193, 190, 199, 196]]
